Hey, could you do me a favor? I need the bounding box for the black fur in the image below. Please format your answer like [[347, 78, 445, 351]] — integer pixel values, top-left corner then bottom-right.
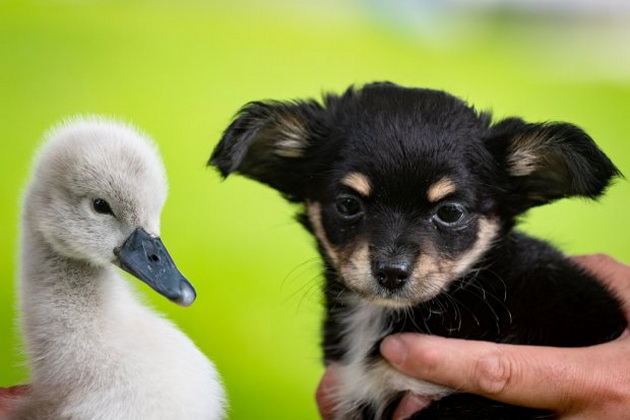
[[209, 82, 626, 419]]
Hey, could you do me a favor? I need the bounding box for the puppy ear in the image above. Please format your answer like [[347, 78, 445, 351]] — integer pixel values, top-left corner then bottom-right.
[[209, 100, 324, 200], [487, 117, 620, 210]]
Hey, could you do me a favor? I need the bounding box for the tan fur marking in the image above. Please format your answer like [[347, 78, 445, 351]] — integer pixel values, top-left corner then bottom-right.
[[508, 148, 538, 176], [413, 251, 440, 279], [427, 178, 457, 203], [306, 201, 338, 266], [451, 217, 499, 277], [339, 242, 371, 291], [341, 172, 371, 196], [507, 131, 551, 176], [274, 115, 309, 158], [409, 218, 500, 302], [410, 245, 450, 301]]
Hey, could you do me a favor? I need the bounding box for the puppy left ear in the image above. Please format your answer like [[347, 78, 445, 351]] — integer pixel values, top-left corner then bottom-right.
[[209, 100, 324, 201], [487, 118, 620, 209]]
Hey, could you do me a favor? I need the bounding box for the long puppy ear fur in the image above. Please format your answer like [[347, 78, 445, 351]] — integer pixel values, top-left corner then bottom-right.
[[486, 117, 621, 214], [209, 100, 325, 202]]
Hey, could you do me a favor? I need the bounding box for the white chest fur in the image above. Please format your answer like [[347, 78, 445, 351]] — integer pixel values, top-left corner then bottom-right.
[[334, 301, 451, 419]]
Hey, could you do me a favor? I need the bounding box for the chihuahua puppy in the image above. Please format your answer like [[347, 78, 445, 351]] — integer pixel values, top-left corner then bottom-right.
[[210, 82, 627, 419]]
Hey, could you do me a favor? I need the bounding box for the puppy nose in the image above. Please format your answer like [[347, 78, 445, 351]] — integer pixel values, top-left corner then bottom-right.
[[373, 261, 410, 290]]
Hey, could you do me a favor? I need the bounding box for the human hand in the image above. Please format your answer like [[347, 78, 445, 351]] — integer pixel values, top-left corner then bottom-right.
[[315, 254, 630, 420], [316, 364, 433, 420], [378, 254, 630, 419]]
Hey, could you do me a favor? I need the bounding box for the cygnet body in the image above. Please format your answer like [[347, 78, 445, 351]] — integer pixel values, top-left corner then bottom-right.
[[12, 118, 225, 420]]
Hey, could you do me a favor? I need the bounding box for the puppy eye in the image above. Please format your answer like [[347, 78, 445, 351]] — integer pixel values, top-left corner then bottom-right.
[[92, 198, 114, 216], [335, 195, 363, 219], [434, 202, 466, 226]]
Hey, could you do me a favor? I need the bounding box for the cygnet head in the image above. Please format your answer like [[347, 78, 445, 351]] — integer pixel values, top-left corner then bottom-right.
[[24, 116, 196, 306]]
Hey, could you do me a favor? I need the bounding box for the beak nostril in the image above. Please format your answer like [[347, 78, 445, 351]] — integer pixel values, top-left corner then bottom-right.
[[149, 254, 160, 262]]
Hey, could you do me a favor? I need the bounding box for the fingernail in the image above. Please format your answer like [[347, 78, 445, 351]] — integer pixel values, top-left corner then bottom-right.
[[381, 335, 408, 366]]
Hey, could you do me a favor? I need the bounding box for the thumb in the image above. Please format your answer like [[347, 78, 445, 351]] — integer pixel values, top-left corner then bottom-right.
[[380, 334, 600, 412]]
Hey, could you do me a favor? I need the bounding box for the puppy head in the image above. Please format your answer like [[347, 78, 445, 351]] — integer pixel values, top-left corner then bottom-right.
[[210, 82, 619, 307]]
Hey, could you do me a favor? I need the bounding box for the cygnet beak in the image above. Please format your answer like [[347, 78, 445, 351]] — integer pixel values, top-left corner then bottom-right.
[[114, 228, 196, 307]]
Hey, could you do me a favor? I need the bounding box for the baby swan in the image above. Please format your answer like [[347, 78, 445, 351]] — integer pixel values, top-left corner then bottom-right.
[[12, 117, 226, 419]]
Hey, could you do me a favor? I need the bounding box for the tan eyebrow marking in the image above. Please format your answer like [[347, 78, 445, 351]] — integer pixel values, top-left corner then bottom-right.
[[341, 172, 371, 196], [427, 178, 457, 203]]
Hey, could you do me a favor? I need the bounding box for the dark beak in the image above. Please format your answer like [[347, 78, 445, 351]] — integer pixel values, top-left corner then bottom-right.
[[114, 228, 196, 307]]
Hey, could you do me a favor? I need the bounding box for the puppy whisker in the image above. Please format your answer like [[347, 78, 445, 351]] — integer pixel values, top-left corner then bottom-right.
[[210, 82, 625, 418]]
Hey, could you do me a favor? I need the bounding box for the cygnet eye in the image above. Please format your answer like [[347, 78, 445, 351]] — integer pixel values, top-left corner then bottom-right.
[[92, 198, 114, 216]]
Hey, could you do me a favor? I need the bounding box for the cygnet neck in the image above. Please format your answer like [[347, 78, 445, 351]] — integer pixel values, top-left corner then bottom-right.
[[19, 221, 126, 330]]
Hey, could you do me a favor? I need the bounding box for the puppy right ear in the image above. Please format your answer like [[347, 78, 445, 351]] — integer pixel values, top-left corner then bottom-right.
[[486, 117, 620, 213], [209, 100, 324, 201]]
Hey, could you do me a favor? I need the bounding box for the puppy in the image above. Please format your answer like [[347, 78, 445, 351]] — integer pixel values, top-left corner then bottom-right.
[[209, 82, 627, 419]]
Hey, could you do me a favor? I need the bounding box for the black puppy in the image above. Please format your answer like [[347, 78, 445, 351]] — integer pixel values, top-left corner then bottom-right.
[[210, 82, 627, 419]]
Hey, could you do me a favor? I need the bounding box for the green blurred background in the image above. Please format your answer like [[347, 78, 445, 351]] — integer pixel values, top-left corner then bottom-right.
[[1, 0, 629, 418]]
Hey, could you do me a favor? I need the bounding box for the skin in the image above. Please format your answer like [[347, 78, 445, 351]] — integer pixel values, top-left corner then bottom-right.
[[0, 385, 30, 414], [2, 255, 628, 418], [316, 254, 630, 420]]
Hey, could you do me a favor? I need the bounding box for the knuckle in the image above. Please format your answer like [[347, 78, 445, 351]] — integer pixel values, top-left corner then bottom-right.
[[473, 349, 515, 396], [589, 253, 615, 266], [583, 371, 630, 410]]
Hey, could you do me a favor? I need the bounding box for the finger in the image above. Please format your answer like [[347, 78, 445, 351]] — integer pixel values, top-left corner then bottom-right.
[[392, 393, 431, 420], [316, 365, 339, 420], [573, 254, 630, 294], [574, 254, 630, 320], [381, 334, 599, 412]]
